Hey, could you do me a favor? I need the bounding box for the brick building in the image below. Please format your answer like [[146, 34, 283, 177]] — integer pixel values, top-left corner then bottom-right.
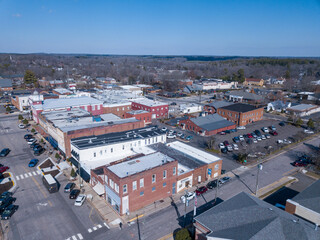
[[0, 79, 13, 91], [217, 103, 264, 126], [131, 98, 169, 119], [243, 78, 264, 87], [203, 101, 233, 114], [38, 108, 144, 158], [179, 114, 236, 136], [102, 102, 132, 118], [125, 110, 152, 124]]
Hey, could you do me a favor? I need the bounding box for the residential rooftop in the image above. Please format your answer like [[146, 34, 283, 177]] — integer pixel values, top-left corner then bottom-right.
[[107, 152, 175, 178], [195, 192, 320, 240], [287, 104, 318, 112], [0, 79, 13, 88], [291, 179, 320, 214], [132, 98, 168, 107], [190, 114, 235, 131], [53, 88, 73, 94], [225, 90, 264, 101], [206, 100, 233, 109], [71, 126, 165, 150], [220, 103, 260, 112]]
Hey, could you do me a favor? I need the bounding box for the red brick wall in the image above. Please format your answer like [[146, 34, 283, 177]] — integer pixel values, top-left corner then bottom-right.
[[0, 87, 13, 91], [203, 105, 216, 114], [217, 107, 264, 126], [11, 96, 20, 110], [64, 120, 145, 157], [104, 160, 178, 215], [103, 104, 131, 118], [131, 102, 169, 119], [125, 112, 153, 123]]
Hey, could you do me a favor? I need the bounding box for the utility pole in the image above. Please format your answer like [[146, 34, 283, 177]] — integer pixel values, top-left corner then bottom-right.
[[184, 190, 188, 227], [255, 164, 263, 196]]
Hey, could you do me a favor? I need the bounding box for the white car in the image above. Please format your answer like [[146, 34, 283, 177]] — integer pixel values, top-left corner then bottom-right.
[[261, 135, 266, 140], [262, 127, 269, 133], [219, 143, 225, 149], [239, 135, 244, 141], [304, 129, 314, 134], [167, 134, 176, 139], [18, 124, 25, 129], [283, 139, 292, 144], [257, 137, 262, 141], [227, 145, 233, 152], [74, 194, 86, 206], [236, 126, 246, 130], [161, 127, 167, 132], [253, 139, 258, 143], [177, 132, 183, 137], [27, 138, 36, 144], [232, 144, 239, 150], [168, 130, 174, 135], [180, 192, 195, 203], [277, 139, 283, 144]]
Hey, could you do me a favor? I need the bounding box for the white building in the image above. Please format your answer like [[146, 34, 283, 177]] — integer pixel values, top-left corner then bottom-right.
[[192, 80, 237, 91], [287, 104, 320, 117], [179, 103, 202, 114], [11, 91, 44, 111]]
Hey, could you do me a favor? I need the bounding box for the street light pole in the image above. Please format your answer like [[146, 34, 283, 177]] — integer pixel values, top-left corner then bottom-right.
[[255, 164, 263, 196]]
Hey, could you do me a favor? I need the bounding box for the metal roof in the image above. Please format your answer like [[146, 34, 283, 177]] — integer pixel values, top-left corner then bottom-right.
[[225, 90, 264, 101], [132, 98, 168, 107], [40, 97, 103, 110], [287, 104, 318, 112], [206, 101, 233, 109], [195, 192, 320, 240], [190, 114, 235, 131], [107, 152, 175, 178], [0, 79, 12, 88]]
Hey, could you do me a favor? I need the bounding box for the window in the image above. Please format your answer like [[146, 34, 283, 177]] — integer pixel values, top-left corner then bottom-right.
[[132, 181, 137, 191], [93, 152, 96, 157], [97, 105, 100, 110], [105, 149, 107, 153], [163, 170, 167, 179], [152, 174, 156, 183], [122, 145, 125, 150], [173, 167, 176, 175], [117, 108, 119, 111], [115, 183, 119, 193], [109, 179, 114, 189], [111, 148, 113, 153], [122, 107, 124, 110], [100, 150, 102, 155], [92, 105, 95, 111], [140, 178, 144, 188], [152, 186, 156, 192], [140, 191, 144, 196], [123, 184, 127, 194], [163, 182, 166, 187]]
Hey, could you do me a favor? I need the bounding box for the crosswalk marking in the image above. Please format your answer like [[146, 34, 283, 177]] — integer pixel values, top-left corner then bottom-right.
[[28, 172, 32, 177], [37, 170, 42, 174], [77, 234, 83, 240], [88, 228, 92, 233], [16, 175, 20, 180], [20, 175, 24, 179], [24, 173, 28, 178], [72, 236, 77, 240], [33, 171, 37, 176], [104, 222, 110, 229], [15, 171, 43, 181], [97, 224, 102, 228]]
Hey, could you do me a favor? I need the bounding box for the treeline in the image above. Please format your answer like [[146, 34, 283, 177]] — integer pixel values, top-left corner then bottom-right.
[[249, 58, 317, 66]]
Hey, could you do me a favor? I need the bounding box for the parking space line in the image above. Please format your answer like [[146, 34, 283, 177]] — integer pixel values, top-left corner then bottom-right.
[[97, 224, 102, 228], [16, 175, 20, 180], [24, 173, 28, 178], [77, 233, 83, 240], [93, 226, 97, 231], [32, 171, 37, 176], [28, 172, 32, 177], [104, 222, 110, 229], [72, 236, 77, 240], [20, 174, 24, 179], [88, 228, 92, 233]]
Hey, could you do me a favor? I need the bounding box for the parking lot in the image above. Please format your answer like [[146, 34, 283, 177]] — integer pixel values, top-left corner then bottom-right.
[[0, 114, 108, 240]]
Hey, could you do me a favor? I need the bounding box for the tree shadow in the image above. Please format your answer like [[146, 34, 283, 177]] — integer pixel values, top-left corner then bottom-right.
[[170, 196, 181, 218]]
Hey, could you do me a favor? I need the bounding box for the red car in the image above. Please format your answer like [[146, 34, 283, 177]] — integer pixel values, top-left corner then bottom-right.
[[270, 130, 278, 136], [293, 161, 307, 167], [247, 133, 253, 138], [195, 186, 208, 196], [0, 166, 9, 173]]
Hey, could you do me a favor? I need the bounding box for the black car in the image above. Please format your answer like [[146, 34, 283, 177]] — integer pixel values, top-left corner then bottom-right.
[[34, 147, 45, 156], [0, 148, 10, 157], [24, 134, 33, 140], [69, 189, 81, 199], [279, 122, 285, 126], [221, 148, 227, 153], [0, 192, 13, 205], [33, 145, 43, 151], [254, 130, 262, 137], [30, 142, 40, 148], [0, 197, 16, 213], [206, 180, 218, 189], [1, 205, 18, 220], [64, 183, 76, 193]]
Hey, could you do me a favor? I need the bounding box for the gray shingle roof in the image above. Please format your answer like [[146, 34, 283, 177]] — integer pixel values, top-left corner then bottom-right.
[[291, 179, 320, 214], [190, 114, 235, 131], [194, 192, 320, 240], [225, 90, 264, 101], [206, 101, 233, 109], [0, 79, 12, 88], [220, 103, 259, 113]]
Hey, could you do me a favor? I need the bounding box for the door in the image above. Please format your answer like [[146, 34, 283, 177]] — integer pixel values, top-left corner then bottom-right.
[[172, 183, 176, 194], [122, 196, 129, 215]]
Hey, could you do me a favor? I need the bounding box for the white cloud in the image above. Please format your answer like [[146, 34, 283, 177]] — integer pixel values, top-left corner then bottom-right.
[[12, 13, 22, 18]]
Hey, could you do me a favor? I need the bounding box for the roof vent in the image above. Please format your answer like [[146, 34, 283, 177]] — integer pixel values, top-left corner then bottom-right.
[[292, 219, 299, 223], [268, 208, 273, 211]]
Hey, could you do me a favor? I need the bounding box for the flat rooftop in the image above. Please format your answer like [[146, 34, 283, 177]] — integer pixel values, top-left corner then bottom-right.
[[287, 104, 318, 112], [149, 141, 220, 171], [71, 126, 165, 150], [132, 98, 168, 107], [34, 97, 103, 110], [220, 103, 260, 113], [107, 152, 175, 178], [53, 88, 72, 94], [126, 110, 150, 115]]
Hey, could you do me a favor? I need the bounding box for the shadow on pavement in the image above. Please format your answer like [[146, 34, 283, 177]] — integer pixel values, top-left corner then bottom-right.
[[232, 171, 255, 194], [263, 186, 299, 206]]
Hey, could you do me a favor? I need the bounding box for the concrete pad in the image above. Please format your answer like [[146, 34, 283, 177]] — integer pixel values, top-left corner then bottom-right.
[[110, 218, 122, 225]]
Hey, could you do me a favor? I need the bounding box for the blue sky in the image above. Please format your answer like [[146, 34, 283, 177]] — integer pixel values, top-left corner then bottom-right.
[[1, 0, 320, 56]]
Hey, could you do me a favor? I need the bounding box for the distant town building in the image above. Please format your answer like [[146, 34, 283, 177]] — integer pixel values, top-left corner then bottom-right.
[[267, 100, 291, 112], [11, 91, 44, 111], [224, 90, 264, 104], [203, 101, 233, 114], [286, 104, 320, 117], [0, 79, 13, 91], [243, 78, 264, 87], [179, 103, 202, 114], [131, 98, 169, 119]]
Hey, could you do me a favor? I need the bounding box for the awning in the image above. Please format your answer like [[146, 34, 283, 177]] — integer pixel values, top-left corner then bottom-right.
[[69, 157, 91, 182], [93, 182, 105, 196]]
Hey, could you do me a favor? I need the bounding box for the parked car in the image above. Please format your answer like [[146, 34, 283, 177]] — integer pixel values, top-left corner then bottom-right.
[[252, 133, 258, 138], [28, 159, 39, 167], [233, 144, 239, 150], [18, 124, 25, 129], [233, 137, 240, 143], [0, 166, 9, 173], [253, 139, 258, 144], [270, 125, 276, 131], [34, 147, 45, 156], [279, 122, 285, 127], [30, 142, 40, 148], [180, 192, 196, 203], [230, 129, 237, 133], [185, 136, 193, 141], [236, 126, 246, 130], [0, 197, 16, 213], [177, 132, 183, 137], [265, 134, 271, 139], [261, 135, 266, 140], [283, 139, 292, 144], [223, 140, 229, 146], [219, 131, 226, 135], [161, 127, 167, 132], [304, 129, 314, 134], [254, 130, 262, 137], [270, 130, 278, 136], [221, 148, 227, 153], [180, 134, 185, 139], [167, 134, 176, 139], [168, 130, 174, 135], [0, 192, 13, 205], [219, 177, 231, 184], [206, 180, 218, 189], [24, 134, 33, 139], [1, 205, 18, 220], [195, 186, 208, 196], [227, 145, 233, 152], [69, 189, 81, 199], [277, 139, 284, 144], [239, 135, 245, 141], [261, 127, 269, 133], [74, 194, 86, 206], [225, 130, 231, 134], [218, 143, 225, 149], [247, 133, 253, 138], [27, 138, 37, 144], [33, 145, 43, 151], [293, 161, 307, 167], [0, 148, 10, 157], [64, 183, 76, 193], [256, 136, 262, 141], [246, 139, 253, 144]]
